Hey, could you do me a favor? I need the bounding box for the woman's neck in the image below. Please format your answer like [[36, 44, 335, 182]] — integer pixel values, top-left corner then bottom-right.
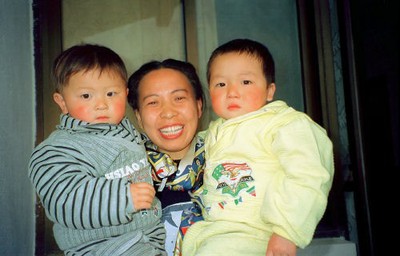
[[164, 149, 188, 161]]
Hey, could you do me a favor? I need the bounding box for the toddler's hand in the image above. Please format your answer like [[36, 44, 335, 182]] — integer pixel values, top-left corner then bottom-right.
[[129, 182, 156, 210], [266, 233, 296, 256]]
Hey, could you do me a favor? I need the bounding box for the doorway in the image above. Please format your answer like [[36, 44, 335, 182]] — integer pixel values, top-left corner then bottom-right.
[[33, 1, 350, 254]]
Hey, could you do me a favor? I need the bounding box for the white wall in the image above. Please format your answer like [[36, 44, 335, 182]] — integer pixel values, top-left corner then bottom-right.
[[0, 0, 35, 255]]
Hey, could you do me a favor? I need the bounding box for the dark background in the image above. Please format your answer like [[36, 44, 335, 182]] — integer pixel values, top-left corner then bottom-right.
[[339, 0, 399, 255]]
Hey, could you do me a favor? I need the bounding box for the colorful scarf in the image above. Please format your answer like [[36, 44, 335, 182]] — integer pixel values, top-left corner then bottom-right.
[[146, 135, 205, 194], [145, 135, 205, 256]]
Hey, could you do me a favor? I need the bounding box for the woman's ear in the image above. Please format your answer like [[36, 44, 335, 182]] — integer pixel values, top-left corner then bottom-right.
[[197, 99, 203, 119], [53, 93, 68, 114], [134, 110, 143, 129]]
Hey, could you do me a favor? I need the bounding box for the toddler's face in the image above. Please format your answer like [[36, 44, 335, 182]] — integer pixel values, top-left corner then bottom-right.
[[209, 52, 275, 119], [53, 68, 128, 124]]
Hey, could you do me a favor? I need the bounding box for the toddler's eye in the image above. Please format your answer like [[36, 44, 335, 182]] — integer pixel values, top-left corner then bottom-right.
[[81, 93, 90, 99], [107, 91, 116, 97], [215, 82, 226, 88], [242, 80, 252, 85]]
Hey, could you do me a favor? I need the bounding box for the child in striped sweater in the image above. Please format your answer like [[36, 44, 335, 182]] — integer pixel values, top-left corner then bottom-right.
[[29, 44, 166, 256]]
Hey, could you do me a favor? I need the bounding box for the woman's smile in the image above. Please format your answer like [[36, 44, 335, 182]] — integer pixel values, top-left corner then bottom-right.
[[159, 125, 184, 139]]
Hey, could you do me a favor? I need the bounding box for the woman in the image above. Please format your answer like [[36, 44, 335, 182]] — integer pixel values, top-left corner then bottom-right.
[[128, 59, 205, 256]]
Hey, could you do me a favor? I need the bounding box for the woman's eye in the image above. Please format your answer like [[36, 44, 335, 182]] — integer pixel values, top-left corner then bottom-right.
[[175, 96, 186, 101], [146, 101, 157, 106]]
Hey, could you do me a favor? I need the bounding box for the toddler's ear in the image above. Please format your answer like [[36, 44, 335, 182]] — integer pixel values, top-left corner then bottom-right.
[[267, 83, 276, 102], [53, 93, 68, 114]]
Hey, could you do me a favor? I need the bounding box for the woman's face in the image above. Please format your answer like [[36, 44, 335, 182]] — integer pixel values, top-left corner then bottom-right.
[[135, 68, 202, 159]]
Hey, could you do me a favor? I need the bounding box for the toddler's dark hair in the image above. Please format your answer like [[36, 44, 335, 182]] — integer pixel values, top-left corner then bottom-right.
[[207, 38, 275, 85], [52, 44, 127, 92]]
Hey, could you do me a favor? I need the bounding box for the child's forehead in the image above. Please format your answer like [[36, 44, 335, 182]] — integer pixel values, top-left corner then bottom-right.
[[64, 68, 126, 88], [215, 52, 261, 62], [212, 52, 262, 69], [74, 67, 125, 80]]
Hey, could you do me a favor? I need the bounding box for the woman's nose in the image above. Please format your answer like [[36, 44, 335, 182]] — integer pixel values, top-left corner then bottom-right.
[[160, 105, 177, 119]]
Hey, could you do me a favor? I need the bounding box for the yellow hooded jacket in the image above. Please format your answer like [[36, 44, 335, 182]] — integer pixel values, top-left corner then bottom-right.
[[183, 100, 334, 255]]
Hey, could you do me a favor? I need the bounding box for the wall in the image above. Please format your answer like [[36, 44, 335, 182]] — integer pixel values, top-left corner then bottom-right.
[[0, 0, 35, 255]]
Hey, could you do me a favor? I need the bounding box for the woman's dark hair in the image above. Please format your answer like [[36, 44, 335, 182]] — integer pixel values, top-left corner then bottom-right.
[[206, 38, 275, 85], [128, 58, 204, 110], [52, 44, 127, 93]]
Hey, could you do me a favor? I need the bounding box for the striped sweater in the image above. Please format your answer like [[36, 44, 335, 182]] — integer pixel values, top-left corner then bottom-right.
[[29, 114, 166, 255]]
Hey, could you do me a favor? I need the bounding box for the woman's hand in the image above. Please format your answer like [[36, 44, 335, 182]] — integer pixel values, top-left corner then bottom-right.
[[129, 182, 156, 210], [266, 233, 297, 256]]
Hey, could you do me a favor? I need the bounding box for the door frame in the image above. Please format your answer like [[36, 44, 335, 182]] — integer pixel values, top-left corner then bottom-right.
[[33, 0, 366, 254]]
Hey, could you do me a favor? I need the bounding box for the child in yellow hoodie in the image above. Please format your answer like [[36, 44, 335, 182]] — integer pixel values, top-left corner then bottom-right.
[[182, 38, 334, 256]]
